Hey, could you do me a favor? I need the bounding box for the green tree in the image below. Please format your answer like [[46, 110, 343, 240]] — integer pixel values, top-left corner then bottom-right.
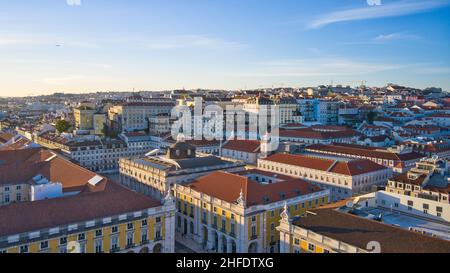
[[55, 119, 71, 133]]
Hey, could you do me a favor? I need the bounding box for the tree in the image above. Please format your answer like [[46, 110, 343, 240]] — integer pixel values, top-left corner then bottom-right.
[[55, 119, 71, 133]]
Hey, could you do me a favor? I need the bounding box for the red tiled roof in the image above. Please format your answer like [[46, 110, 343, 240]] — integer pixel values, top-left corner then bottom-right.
[[279, 128, 359, 140], [222, 139, 261, 153], [306, 143, 424, 162], [293, 208, 450, 253], [0, 148, 102, 192], [263, 153, 387, 176], [187, 171, 323, 207], [0, 181, 161, 237]]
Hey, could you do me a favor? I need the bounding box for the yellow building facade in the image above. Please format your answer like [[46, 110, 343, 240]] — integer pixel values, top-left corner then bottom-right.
[[173, 171, 329, 253]]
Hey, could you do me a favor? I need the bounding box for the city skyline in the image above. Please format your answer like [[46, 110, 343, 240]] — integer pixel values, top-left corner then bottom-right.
[[1, 0, 450, 96]]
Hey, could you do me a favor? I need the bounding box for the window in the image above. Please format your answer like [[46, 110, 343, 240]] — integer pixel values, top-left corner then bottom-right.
[[270, 223, 275, 231], [127, 223, 134, 230], [126, 233, 134, 246], [60, 237, 67, 245], [95, 229, 103, 237], [20, 245, 29, 253], [40, 241, 49, 250], [156, 217, 161, 223], [437, 206, 443, 217], [294, 238, 300, 245], [111, 237, 119, 250], [141, 230, 148, 242], [111, 226, 118, 233], [251, 225, 257, 238], [78, 233, 86, 241], [95, 240, 103, 253], [308, 243, 315, 252], [221, 219, 226, 231], [251, 216, 256, 222], [142, 219, 148, 227], [155, 227, 162, 240]]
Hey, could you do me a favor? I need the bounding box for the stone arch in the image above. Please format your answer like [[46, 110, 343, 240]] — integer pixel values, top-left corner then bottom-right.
[[221, 235, 228, 253], [248, 242, 258, 253], [140, 247, 149, 253], [153, 243, 162, 253], [231, 240, 237, 253]]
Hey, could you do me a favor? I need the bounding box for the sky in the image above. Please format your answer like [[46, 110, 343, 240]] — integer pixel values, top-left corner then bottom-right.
[[0, 0, 449, 96]]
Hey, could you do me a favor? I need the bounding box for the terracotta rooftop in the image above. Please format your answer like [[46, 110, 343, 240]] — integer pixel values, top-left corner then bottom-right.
[[222, 139, 261, 153], [187, 171, 324, 207], [0, 180, 161, 237], [263, 153, 387, 176], [306, 143, 424, 162], [0, 148, 101, 192], [292, 208, 450, 253], [279, 128, 359, 140]]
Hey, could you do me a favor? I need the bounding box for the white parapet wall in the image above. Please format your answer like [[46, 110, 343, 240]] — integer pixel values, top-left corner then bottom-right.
[[359, 190, 450, 223]]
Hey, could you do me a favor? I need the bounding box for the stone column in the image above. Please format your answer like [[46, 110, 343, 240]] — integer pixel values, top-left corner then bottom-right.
[[218, 235, 223, 253], [207, 229, 214, 250]]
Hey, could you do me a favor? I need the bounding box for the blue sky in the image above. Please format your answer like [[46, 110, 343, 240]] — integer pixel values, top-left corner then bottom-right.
[[0, 0, 449, 96]]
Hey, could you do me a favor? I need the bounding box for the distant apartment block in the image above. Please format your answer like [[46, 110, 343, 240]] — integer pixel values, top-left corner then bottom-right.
[[258, 153, 392, 202]]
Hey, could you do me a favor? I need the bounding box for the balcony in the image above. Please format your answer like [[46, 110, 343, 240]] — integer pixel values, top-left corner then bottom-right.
[[229, 232, 236, 238], [154, 236, 163, 242], [418, 193, 439, 202]]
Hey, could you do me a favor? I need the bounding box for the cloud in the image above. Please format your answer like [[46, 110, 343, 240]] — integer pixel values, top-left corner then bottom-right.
[[308, 0, 450, 29], [66, 0, 81, 6], [43, 75, 85, 85], [240, 58, 402, 78], [374, 32, 421, 42], [0, 34, 99, 48], [144, 35, 246, 50]]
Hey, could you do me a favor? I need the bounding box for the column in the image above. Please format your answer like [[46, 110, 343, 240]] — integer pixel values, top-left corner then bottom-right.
[[217, 236, 223, 253], [207, 229, 214, 250]]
